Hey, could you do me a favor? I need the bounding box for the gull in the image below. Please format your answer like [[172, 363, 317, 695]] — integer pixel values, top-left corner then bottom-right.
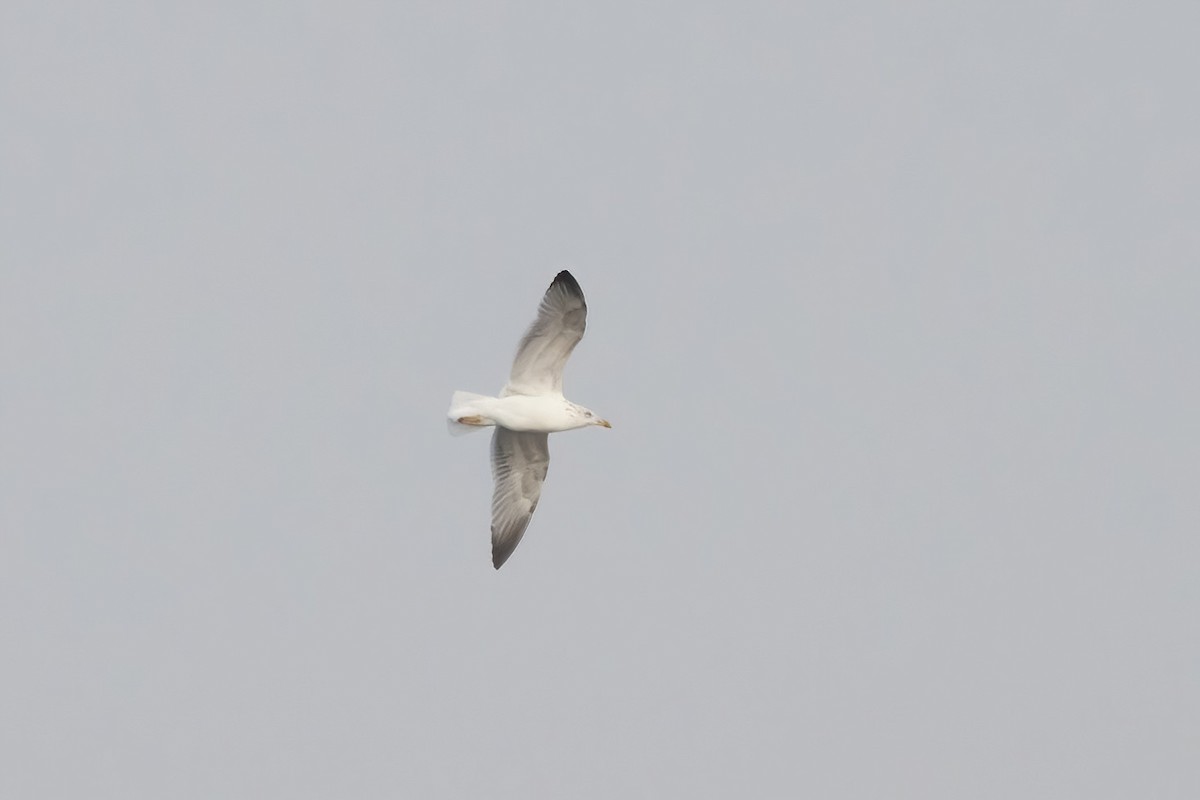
[[447, 271, 611, 569]]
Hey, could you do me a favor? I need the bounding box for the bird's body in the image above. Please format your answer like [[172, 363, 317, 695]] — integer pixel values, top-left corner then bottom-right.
[[449, 392, 603, 434], [447, 270, 610, 569]]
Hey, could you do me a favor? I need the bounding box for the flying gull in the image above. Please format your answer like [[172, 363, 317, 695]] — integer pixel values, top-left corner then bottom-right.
[[447, 271, 611, 569]]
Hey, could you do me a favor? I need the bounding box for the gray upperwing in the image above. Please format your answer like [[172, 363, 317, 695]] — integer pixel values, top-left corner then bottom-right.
[[504, 271, 587, 397], [490, 428, 551, 569]]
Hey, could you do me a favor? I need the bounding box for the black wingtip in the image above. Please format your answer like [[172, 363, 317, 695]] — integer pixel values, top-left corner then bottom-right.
[[550, 270, 583, 297], [492, 542, 515, 570]]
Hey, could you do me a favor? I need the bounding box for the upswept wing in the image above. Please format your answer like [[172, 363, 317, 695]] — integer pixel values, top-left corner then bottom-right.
[[490, 428, 550, 569], [503, 271, 587, 397]]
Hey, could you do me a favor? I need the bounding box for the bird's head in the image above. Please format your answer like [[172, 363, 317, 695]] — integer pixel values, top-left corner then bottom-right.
[[571, 403, 612, 429]]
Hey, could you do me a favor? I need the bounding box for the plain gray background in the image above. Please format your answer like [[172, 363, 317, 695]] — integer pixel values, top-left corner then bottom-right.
[[3, 2, 1198, 797]]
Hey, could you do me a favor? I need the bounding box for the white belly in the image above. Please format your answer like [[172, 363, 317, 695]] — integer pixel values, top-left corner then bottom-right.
[[482, 394, 583, 433]]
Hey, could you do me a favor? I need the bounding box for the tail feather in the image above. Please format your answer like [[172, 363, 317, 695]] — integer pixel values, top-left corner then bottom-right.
[[447, 418, 483, 436], [447, 391, 492, 436]]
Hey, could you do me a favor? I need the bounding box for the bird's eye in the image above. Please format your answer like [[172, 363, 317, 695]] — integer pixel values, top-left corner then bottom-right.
[[585, 411, 593, 417]]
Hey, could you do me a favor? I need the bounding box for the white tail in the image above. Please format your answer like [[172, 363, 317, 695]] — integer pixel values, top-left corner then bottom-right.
[[446, 391, 493, 436]]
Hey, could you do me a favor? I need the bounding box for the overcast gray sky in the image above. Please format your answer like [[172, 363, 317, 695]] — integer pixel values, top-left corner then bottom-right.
[[3, 2, 1198, 798]]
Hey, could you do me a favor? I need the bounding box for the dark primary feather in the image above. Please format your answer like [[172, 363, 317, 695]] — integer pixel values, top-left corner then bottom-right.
[[504, 271, 588, 397], [490, 428, 551, 569]]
